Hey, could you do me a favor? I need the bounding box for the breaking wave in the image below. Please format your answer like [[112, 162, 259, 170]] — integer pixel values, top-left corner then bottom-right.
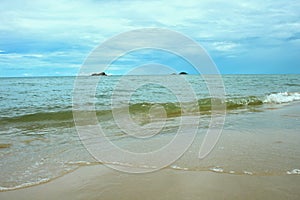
[[1, 92, 299, 126]]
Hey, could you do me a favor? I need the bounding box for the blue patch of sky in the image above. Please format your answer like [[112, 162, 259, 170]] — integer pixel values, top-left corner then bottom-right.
[[107, 49, 199, 75]]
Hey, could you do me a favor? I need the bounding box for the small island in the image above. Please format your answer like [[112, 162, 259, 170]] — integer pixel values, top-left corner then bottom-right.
[[171, 72, 188, 75], [91, 72, 107, 76], [179, 72, 188, 75]]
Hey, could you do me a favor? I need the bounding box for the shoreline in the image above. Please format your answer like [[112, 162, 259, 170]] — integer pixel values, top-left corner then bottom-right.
[[1, 165, 300, 200]]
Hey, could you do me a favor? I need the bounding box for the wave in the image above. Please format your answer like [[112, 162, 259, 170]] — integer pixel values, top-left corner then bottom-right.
[[1, 92, 299, 126], [263, 92, 300, 104], [284, 83, 300, 87]]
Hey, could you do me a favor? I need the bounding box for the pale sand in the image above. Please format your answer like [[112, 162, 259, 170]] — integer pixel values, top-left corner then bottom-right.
[[1, 165, 300, 200]]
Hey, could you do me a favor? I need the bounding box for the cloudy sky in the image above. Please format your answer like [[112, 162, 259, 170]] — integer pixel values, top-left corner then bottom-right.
[[0, 0, 299, 76]]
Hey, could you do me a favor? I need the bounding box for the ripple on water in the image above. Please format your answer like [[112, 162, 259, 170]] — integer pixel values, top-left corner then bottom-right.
[[0, 143, 12, 149]]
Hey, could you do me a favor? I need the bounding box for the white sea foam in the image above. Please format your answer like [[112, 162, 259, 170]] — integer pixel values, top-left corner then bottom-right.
[[287, 169, 300, 175], [210, 167, 224, 173], [67, 161, 92, 165], [243, 171, 253, 175], [264, 92, 300, 104], [170, 165, 189, 171], [0, 178, 50, 191]]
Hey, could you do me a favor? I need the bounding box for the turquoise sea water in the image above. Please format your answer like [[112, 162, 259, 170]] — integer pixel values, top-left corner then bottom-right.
[[0, 74, 300, 190]]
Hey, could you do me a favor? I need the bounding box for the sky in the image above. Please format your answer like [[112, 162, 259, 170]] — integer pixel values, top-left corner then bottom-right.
[[0, 0, 300, 77]]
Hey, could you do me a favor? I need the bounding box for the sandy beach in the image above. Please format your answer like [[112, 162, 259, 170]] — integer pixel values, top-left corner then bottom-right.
[[1, 164, 300, 200]]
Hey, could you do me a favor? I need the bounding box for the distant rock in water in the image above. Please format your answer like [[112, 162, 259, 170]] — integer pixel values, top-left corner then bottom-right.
[[179, 72, 188, 75], [91, 72, 107, 76]]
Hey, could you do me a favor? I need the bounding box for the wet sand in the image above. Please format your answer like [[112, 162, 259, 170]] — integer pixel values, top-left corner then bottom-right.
[[1, 164, 300, 200]]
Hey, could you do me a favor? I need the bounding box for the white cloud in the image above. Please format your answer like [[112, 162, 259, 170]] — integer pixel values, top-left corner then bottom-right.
[[212, 41, 239, 52], [1, 0, 299, 44], [0, 53, 43, 59]]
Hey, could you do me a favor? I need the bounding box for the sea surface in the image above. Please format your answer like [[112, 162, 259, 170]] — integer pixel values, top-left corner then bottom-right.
[[1, 74, 300, 191]]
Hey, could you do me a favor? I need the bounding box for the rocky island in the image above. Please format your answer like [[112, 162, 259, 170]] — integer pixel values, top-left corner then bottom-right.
[[91, 72, 107, 76], [179, 72, 188, 75]]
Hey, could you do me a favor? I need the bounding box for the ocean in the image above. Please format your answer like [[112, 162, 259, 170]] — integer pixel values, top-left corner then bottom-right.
[[1, 74, 300, 191]]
